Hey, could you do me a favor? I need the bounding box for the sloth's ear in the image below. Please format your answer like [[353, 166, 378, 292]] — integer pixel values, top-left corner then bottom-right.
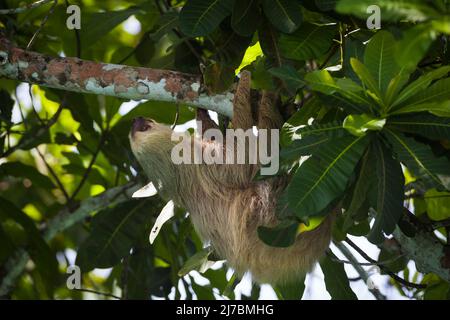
[[231, 71, 254, 130]]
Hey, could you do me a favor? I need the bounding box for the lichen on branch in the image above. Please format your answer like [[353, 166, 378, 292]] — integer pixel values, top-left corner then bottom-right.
[[0, 34, 234, 118]]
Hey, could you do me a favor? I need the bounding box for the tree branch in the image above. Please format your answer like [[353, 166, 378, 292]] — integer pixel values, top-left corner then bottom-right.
[[333, 242, 387, 300], [393, 212, 450, 283], [0, 33, 234, 117]]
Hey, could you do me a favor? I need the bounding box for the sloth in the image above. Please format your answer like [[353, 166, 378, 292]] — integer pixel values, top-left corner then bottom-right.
[[129, 71, 333, 285]]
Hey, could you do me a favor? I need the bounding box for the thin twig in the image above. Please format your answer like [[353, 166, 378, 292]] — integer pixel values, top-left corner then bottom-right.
[[72, 288, 121, 300], [0, 0, 53, 14], [344, 237, 427, 289], [35, 147, 70, 201], [26, 0, 57, 50], [2, 97, 65, 158], [69, 132, 107, 201], [171, 103, 180, 129]]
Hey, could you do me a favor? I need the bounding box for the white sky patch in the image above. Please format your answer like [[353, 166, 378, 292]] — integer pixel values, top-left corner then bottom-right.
[[123, 15, 141, 35], [119, 99, 142, 115]]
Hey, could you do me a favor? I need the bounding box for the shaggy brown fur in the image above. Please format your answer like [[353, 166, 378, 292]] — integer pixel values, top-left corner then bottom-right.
[[129, 71, 333, 285]]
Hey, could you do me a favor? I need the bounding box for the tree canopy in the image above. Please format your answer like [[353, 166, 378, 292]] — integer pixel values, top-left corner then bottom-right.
[[0, 0, 450, 300]]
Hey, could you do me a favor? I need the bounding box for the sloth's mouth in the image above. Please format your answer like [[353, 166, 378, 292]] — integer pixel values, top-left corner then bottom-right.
[[131, 117, 153, 137]]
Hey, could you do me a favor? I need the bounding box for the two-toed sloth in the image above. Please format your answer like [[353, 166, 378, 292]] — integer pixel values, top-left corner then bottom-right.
[[129, 71, 333, 285]]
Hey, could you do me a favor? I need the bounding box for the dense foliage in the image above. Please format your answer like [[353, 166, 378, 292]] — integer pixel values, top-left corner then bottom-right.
[[0, 0, 449, 300]]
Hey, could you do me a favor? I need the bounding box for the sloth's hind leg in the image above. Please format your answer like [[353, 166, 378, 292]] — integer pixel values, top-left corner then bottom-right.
[[257, 91, 284, 130]]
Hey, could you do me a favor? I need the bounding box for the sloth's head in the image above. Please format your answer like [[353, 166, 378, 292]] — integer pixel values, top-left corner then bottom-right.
[[129, 117, 181, 196]]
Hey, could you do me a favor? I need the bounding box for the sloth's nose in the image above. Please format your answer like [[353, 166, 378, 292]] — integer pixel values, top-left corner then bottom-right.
[[132, 117, 152, 136]]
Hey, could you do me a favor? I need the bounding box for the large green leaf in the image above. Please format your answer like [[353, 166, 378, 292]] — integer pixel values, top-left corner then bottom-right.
[[364, 31, 400, 94], [384, 130, 450, 190], [390, 101, 450, 117], [343, 149, 376, 230], [395, 24, 437, 73], [320, 252, 357, 300], [391, 66, 450, 109], [231, 0, 261, 36], [179, 0, 233, 37], [387, 114, 450, 141], [368, 140, 405, 244], [280, 134, 333, 163], [279, 135, 369, 218], [305, 70, 372, 111], [350, 58, 382, 102], [279, 23, 335, 61], [76, 199, 161, 271], [276, 276, 306, 300], [397, 78, 450, 110], [261, 0, 302, 34], [295, 121, 348, 138]]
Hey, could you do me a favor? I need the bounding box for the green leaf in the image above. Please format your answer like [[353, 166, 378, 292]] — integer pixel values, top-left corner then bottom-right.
[[279, 23, 336, 61], [0, 198, 58, 297], [295, 121, 348, 138], [280, 135, 332, 163], [350, 58, 382, 101], [179, 0, 233, 37], [391, 101, 450, 118], [261, 0, 302, 34], [384, 71, 411, 107], [276, 276, 306, 300], [279, 135, 369, 218], [231, 0, 261, 36], [425, 189, 450, 221], [320, 252, 357, 300], [178, 246, 213, 276], [149, 11, 179, 41], [391, 66, 450, 109], [395, 24, 437, 73], [387, 114, 450, 141], [384, 130, 450, 190], [257, 221, 299, 248], [368, 140, 405, 244], [305, 70, 372, 110], [76, 200, 160, 271], [269, 65, 305, 93], [343, 114, 386, 137], [396, 78, 450, 110], [364, 31, 400, 94], [343, 148, 377, 230], [81, 7, 141, 48]]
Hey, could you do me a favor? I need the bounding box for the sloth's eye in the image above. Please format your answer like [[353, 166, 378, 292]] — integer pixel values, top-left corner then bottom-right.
[[132, 117, 153, 134]]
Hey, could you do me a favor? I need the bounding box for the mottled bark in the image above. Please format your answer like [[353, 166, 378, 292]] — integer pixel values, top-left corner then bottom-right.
[[0, 34, 234, 117]]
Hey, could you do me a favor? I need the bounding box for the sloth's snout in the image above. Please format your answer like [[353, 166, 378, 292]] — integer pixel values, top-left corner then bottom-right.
[[131, 117, 153, 137]]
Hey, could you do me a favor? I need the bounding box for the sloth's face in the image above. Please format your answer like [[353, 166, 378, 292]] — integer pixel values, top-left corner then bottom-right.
[[129, 117, 174, 160]]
